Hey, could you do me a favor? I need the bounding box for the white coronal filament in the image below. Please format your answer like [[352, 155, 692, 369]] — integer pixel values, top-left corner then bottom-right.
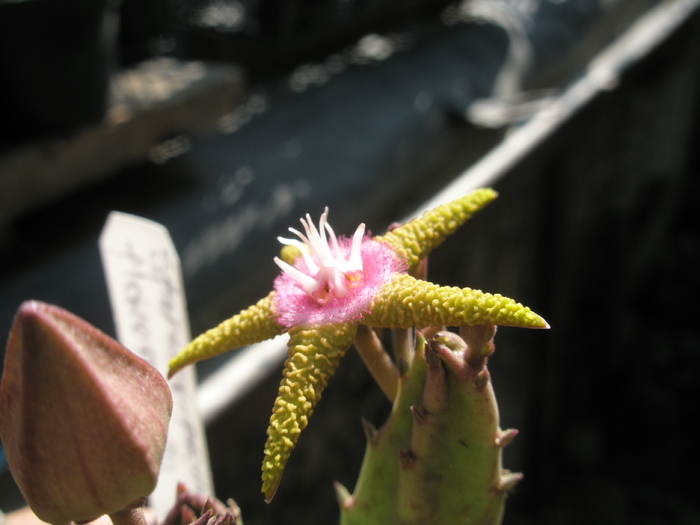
[[274, 208, 366, 303]]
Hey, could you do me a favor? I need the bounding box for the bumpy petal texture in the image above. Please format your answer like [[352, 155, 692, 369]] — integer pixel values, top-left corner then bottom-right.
[[169, 292, 281, 377], [363, 274, 549, 329], [262, 322, 357, 502], [375, 188, 498, 268], [272, 238, 404, 327]]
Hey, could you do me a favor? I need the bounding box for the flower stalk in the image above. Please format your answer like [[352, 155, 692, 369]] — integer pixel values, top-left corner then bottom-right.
[[353, 325, 399, 401]]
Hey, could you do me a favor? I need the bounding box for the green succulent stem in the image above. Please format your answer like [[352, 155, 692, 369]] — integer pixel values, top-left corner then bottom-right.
[[338, 332, 429, 523], [339, 328, 520, 525]]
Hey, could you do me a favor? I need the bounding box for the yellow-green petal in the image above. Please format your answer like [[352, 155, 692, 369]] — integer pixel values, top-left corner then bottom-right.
[[168, 292, 282, 377], [363, 274, 548, 329], [375, 188, 498, 268], [262, 322, 357, 502]]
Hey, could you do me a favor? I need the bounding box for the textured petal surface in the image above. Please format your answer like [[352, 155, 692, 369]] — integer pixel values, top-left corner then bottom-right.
[[262, 322, 357, 502], [168, 293, 282, 377], [363, 274, 548, 329], [375, 188, 498, 268]]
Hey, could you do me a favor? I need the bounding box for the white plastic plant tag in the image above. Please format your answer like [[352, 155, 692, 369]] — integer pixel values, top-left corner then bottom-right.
[[99, 211, 214, 517]]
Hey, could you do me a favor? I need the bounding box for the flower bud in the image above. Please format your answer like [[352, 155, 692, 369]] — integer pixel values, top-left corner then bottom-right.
[[0, 301, 173, 525]]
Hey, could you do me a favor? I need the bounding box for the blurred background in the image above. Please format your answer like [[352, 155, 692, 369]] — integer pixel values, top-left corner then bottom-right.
[[1, 0, 699, 524]]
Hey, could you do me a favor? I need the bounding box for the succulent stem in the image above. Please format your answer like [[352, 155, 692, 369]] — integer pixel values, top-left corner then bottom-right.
[[340, 328, 520, 525]]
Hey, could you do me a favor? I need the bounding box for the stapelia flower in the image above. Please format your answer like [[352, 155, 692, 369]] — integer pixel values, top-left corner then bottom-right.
[[167, 188, 548, 502]]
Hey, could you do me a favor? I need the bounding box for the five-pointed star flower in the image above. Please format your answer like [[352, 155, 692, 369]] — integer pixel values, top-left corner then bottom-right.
[[168, 188, 548, 502]]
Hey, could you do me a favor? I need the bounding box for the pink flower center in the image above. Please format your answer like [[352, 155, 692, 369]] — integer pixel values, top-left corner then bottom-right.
[[272, 208, 405, 327], [274, 208, 366, 304]]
